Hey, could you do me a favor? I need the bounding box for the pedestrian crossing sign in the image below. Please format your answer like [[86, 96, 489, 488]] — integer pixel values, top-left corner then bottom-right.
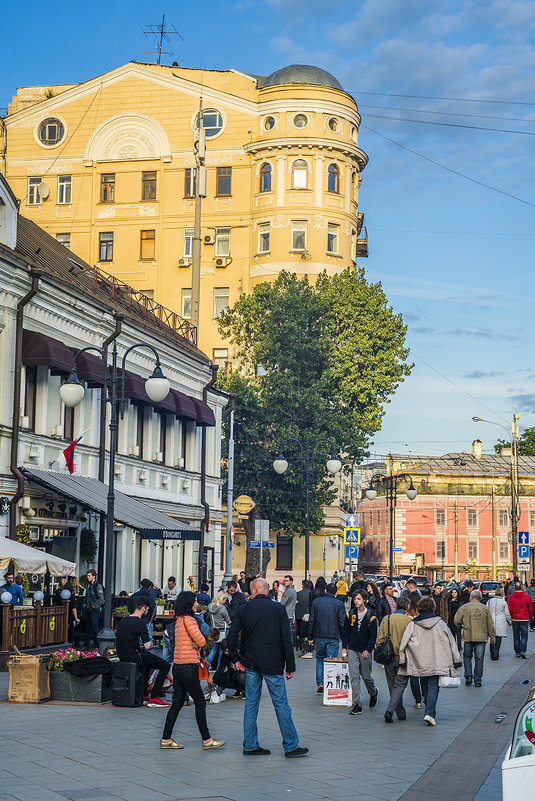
[[344, 527, 360, 544]]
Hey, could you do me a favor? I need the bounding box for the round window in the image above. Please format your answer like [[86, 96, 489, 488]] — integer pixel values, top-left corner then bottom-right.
[[195, 109, 224, 139], [328, 117, 338, 132], [293, 113, 308, 129], [38, 118, 65, 146], [264, 116, 276, 131]]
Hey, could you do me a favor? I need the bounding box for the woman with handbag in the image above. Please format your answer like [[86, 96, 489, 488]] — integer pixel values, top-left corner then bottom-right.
[[207, 591, 231, 669], [160, 591, 226, 751], [487, 587, 511, 660], [395, 595, 461, 727]]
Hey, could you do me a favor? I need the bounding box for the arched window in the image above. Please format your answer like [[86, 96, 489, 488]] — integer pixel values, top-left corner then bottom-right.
[[328, 163, 340, 193], [292, 159, 308, 189], [260, 162, 272, 192]]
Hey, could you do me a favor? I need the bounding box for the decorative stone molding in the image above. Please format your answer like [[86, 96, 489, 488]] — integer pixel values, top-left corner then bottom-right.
[[85, 114, 171, 161]]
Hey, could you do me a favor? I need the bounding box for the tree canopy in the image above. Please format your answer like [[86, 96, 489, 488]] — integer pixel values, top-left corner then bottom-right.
[[217, 268, 412, 565], [495, 427, 535, 456]]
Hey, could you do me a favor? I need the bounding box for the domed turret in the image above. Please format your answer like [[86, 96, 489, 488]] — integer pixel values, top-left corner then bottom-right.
[[263, 65, 344, 91]]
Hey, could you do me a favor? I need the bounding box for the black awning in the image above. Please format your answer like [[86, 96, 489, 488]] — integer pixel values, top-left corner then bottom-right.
[[70, 348, 107, 388], [172, 389, 198, 421], [193, 398, 216, 427], [22, 329, 74, 374], [20, 468, 201, 541]]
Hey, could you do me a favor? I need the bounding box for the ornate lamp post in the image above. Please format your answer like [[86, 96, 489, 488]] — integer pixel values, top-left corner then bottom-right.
[[273, 436, 341, 581], [60, 340, 170, 651], [366, 472, 417, 582]]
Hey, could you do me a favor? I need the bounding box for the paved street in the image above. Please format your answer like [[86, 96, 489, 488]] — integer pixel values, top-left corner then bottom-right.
[[0, 644, 533, 801]]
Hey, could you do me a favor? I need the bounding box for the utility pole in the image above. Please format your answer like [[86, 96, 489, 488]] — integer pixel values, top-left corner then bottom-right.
[[491, 484, 496, 580], [511, 413, 520, 575], [191, 99, 206, 337], [223, 396, 235, 584], [454, 499, 458, 578]]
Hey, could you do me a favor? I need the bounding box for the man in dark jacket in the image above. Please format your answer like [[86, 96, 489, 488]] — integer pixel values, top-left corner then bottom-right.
[[83, 569, 104, 647], [295, 580, 313, 653], [309, 583, 345, 692], [228, 578, 308, 759], [226, 580, 247, 620], [348, 570, 367, 598], [341, 589, 379, 716], [128, 579, 156, 634]]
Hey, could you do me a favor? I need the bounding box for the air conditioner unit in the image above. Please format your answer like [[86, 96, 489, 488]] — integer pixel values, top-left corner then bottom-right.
[[152, 451, 163, 462], [128, 445, 140, 457], [214, 257, 230, 268], [203, 234, 215, 245], [50, 424, 63, 438], [178, 257, 191, 267], [20, 415, 30, 429], [174, 457, 184, 468]]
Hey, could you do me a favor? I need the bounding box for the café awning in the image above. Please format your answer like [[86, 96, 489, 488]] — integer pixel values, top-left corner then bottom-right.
[[22, 329, 73, 374], [0, 537, 76, 576], [20, 468, 201, 541]]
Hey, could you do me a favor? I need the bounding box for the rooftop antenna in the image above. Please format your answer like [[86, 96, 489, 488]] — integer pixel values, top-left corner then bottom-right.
[[142, 14, 183, 65]]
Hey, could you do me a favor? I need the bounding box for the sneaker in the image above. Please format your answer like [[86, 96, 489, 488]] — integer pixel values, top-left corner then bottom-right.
[[414, 702, 421, 709], [300, 652, 313, 658], [474, 680, 482, 687], [397, 711, 407, 721], [316, 685, 324, 694], [349, 703, 363, 715], [160, 738, 183, 749], [369, 689, 379, 708], [384, 711, 393, 723], [202, 738, 226, 750], [243, 747, 271, 755], [465, 677, 472, 686], [521, 654, 527, 659], [424, 715, 436, 726], [147, 697, 170, 707], [285, 747, 309, 758]]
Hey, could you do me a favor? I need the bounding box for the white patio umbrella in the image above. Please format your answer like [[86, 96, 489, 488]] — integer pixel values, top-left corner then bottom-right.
[[0, 537, 76, 576]]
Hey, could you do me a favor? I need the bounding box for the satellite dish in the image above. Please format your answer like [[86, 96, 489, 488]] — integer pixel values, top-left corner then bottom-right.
[[38, 181, 50, 200]]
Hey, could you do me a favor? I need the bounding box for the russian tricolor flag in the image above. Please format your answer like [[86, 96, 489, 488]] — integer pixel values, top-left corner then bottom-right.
[[63, 435, 83, 474]]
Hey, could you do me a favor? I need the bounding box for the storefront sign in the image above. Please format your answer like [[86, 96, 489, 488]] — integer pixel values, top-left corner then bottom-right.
[[522, 702, 535, 745], [233, 495, 255, 515], [20, 619, 26, 634], [49, 616, 56, 632]]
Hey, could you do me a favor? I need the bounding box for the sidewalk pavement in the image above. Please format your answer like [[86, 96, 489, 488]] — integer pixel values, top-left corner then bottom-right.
[[0, 640, 532, 801]]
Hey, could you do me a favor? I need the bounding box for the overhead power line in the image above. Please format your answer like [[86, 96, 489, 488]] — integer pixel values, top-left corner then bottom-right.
[[365, 112, 535, 136], [350, 90, 535, 107], [360, 103, 535, 124], [362, 123, 535, 208]]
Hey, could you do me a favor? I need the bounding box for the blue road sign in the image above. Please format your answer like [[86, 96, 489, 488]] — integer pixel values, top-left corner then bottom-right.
[[392, 547, 403, 552], [345, 514, 359, 528], [344, 527, 360, 544], [519, 531, 530, 545], [248, 541, 274, 548], [519, 544, 529, 559], [345, 545, 358, 559]]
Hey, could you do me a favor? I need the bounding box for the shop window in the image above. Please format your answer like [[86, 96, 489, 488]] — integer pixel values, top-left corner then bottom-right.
[[141, 171, 157, 201], [100, 174, 115, 202], [260, 163, 272, 192], [216, 167, 232, 197], [276, 536, 293, 570], [140, 229, 155, 260]]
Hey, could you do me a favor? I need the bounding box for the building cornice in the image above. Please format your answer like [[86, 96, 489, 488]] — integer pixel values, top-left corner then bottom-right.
[[244, 137, 368, 171]]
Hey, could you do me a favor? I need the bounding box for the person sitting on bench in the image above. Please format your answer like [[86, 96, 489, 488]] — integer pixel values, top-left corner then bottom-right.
[[116, 597, 170, 708]]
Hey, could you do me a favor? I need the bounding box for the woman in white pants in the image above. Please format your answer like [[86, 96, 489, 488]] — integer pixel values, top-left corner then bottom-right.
[[487, 588, 511, 660]]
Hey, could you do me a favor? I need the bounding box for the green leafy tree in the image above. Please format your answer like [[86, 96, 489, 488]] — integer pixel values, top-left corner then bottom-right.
[[218, 269, 412, 574], [495, 427, 535, 456]]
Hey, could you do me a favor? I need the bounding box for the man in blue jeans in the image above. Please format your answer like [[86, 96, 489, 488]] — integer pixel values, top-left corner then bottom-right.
[[308, 583, 345, 693], [228, 577, 308, 758]]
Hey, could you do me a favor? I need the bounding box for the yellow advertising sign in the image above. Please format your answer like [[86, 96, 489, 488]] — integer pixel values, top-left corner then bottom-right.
[[344, 527, 360, 545], [233, 495, 255, 515]]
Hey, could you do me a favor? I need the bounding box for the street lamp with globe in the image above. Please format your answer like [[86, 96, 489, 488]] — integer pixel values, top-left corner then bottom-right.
[[365, 473, 417, 581]]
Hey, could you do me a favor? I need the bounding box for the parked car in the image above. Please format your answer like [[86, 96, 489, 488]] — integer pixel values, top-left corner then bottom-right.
[[476, 580, 503, 603], [502, 686, 535, 799]]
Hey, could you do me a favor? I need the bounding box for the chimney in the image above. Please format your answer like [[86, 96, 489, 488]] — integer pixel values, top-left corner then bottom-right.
[[472, 439, 482, 460]]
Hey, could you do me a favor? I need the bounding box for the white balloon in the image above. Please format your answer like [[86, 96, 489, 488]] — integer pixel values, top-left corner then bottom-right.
[[1, 592, 12, 604], [33, 590, 44, 602], [60, 589, 71, 600]]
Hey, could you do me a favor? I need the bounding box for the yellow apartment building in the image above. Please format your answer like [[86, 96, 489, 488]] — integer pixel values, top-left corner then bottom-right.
[[2, 61, 368, 367]]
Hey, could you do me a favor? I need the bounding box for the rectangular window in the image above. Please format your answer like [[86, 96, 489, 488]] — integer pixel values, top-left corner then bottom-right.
[[499, 540, 510, 561], [136, 406, 144, 460], [141, 171, 157, 201], [468, 540, 478, 560], [181, 288, 192, 320], [376, 509, 381, 526], [327, 223, 339, 254], [498, 509, 509, 528], [159, 414, 167, 464], [57, 175, 72, 204], [369, 510, 373, 528], [184, 168, 196, 198], [258, 222, 270, 253], [100, 173, 115, 202], [530, 510, 535, 530], [63, 404, 74, 443], [215, 228, 231, 257], [467, 509, 478, 528], [24, 366, 37, 431], [28, 177, 42, 205], [291, 221, 307, 252], [213, 348, 229, 375], [181, 420, 188, 468], [436, 540, 446, 560], [140, 229, 155, 260], [183, 228, 194, 257], [99, 232, 114, 262], [216, 167, 232, 197], [435, 509, 446, 527], [376, 540, 381, 561], [276, 535, 293, 570], [214, 287, 229, 318], [56, 233, 71, 249]]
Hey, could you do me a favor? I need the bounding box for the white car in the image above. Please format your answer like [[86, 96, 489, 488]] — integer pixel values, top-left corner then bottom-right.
[[502, 688, 535, 798]]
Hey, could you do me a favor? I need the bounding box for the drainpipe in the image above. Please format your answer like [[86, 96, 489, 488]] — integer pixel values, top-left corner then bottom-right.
[[97, 314, 123, 580], [9, 268, 41, 538], [0, 116, 7, 177], [197, 364, 219, 587]]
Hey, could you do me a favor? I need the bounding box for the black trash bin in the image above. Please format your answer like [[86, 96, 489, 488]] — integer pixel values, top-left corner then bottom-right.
[[112, 661, 144, 707]]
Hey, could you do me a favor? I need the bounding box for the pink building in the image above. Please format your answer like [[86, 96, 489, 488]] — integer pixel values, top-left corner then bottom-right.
[[358, 444, 535, 582]]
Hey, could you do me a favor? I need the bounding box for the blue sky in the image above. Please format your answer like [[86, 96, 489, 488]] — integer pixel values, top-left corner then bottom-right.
[[2, 0, 534, 458]]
